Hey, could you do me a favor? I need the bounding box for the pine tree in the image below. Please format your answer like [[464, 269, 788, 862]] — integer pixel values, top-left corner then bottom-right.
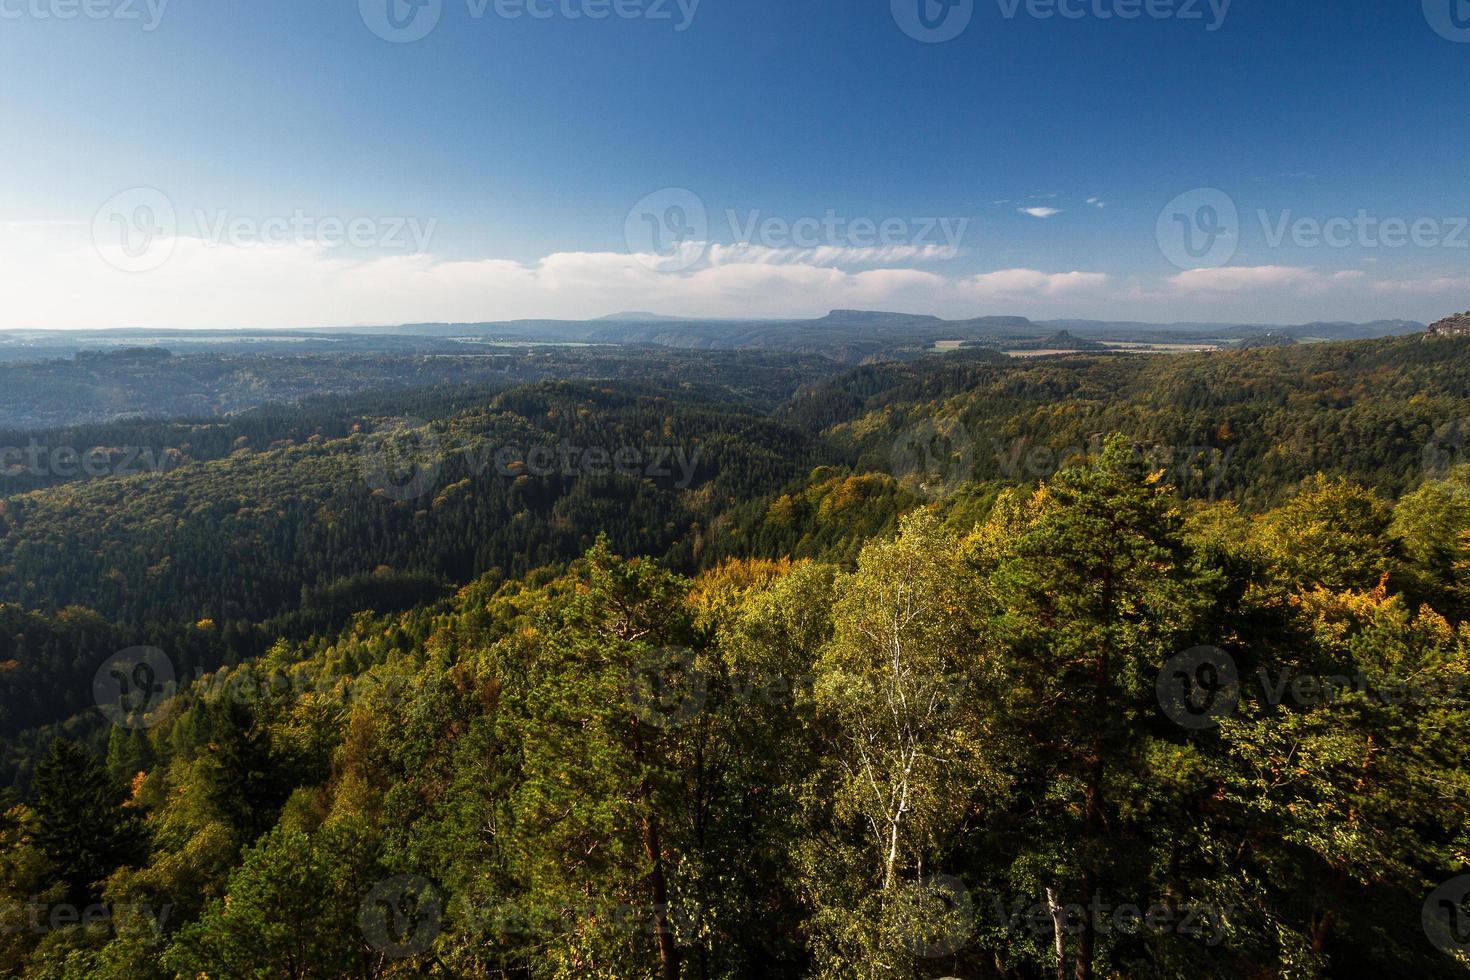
[[984, 436, 1212, 980], [32, 740, 144, 907]]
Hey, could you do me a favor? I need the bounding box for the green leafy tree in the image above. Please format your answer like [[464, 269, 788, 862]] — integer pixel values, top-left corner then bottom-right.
[[164, 821, 385, 979], [1255, 475, 1396, 592], [1392, 467, 1470, 616], [1220, 585, 1470, 976], [803, 511, 999, 978]]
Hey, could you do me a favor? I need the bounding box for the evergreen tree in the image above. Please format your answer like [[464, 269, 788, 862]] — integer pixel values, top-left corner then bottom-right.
[[982, 436, 1213, 980], [31, 740, 144, 907]]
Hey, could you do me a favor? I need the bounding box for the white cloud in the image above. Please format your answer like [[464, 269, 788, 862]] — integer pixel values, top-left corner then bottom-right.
[[1018, 207, 1062, 219], [0, 222, 1451, 327], [1168, 265, 1321, 293], [1154, 264, 1453, 314], [961, 269, 1112, 298], [1086, 197, 1106, 208], [704, 242, 961, 266], [0, 223, 1068, 328]]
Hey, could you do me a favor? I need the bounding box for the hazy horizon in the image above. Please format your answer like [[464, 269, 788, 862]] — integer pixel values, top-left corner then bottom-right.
[[0, 309, 1440, 335]]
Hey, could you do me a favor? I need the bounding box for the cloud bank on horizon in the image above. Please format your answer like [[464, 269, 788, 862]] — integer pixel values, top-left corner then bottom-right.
[[3, 220, 1465, 330]]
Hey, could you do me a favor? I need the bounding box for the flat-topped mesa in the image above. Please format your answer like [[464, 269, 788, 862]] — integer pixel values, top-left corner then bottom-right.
[[1428, 311, 1470, 337]]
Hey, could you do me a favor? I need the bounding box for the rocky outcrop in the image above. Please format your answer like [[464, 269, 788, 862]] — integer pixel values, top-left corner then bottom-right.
[[1428, 312, 1470, 337]]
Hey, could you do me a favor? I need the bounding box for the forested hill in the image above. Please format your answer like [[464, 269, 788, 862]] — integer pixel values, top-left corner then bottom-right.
[[2, 336, 1470, 739], [2, 336, 1470, 976], [5, 440, 1470, 978], [782, 334, 1470, 508], [0, 380, 830, 628], [7, 336, 1469, 634], [0, 317, 1427, 430], [0, 345, 833, 430]]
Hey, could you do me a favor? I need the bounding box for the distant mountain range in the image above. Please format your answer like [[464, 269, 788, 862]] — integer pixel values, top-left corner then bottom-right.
[[372, 310, 1425, 361], [0, 311, 1430, 366], [595, 311, 695, 322]]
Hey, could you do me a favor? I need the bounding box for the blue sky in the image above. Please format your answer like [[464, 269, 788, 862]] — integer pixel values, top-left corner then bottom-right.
[[2, 0, 1469, 327]]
